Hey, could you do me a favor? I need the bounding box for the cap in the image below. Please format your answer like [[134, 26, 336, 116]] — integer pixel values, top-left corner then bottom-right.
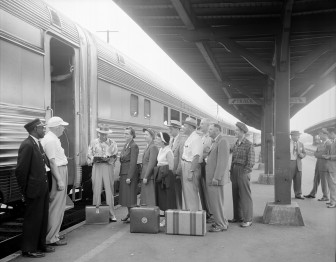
[[167, 120, 182, 129], [290, 130, 301, 136], [96, 124, 112, 134], [47, 116, 69, 128], [143, 127, 155, 138], [236, 122, 248, 133], [183, 117, 197, 128], [24, 118, 45, 132]]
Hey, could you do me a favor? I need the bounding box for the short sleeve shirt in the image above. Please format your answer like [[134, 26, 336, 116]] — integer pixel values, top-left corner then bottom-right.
[[182, 131, 203, 163], [41, 131, 68, 166]]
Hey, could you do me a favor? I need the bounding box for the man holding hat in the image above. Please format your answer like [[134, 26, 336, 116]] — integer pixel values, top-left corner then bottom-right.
[[167, 120, 186, 209], [230, 122, 255, 228], [181, 117, 203, 211], [41, 116, 69, 246], [289, 130, 306, 200], [87, 125, 118, 221], [304, 128, 330, 200], [15, 118, 55, 257]]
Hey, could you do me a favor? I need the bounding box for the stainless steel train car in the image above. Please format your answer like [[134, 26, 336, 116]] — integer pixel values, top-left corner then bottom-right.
[[0, 0, 241, 206]]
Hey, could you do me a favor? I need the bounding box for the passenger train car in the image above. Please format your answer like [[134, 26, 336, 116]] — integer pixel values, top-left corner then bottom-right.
[[0, 0, 255, 207]]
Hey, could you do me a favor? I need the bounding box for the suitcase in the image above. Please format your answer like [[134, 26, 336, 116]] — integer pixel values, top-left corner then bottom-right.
[[165, 209, 206, 236], [85, 205, 109, 224], [130, 206, 160, 233]]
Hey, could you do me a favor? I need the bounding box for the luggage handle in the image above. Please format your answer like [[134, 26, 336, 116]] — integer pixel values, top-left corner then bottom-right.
[[72, 186, 83, 202]]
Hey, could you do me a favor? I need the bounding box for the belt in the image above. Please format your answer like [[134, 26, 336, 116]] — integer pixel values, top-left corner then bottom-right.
[[182, 158, 191, 163]]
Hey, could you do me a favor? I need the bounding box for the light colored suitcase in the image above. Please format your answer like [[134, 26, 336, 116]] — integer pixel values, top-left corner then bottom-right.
[[130, 206, 160, 233], [165, 209, 206, 236], [85, 205, 109, 224]]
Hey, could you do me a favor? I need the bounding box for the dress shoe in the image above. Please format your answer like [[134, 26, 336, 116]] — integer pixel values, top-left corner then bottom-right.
[[304, 194, 315, 199], [326, 202, 332, 205], [318, 197, 329, 201], [58, 235, 65, 240], [208, 226, 227, 232], [295, 195, 304, 200], [240, 221, 253, 227], [110, 217, 117, 222], [49, 240, 67, 246], [22, 251, 45, 258], [121, 214, 130, 222], [327, 204, 336, 208], [228, 218, 243, 223], [39, 246, 55, 253]]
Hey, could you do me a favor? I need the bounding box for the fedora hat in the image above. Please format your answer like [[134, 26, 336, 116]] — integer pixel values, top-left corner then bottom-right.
[[96, 125, 112, 134], [290, 130, 301, 136], [167, 120, 182, 129], [183, 117, 197, 128]]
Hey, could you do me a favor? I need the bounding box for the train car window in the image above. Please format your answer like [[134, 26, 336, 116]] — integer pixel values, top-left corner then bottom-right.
[[190, 116, 196, 120], [144, 99, 151, 119], [163, 106, 168, 125], [197, 118, 201, 126], [47, 7, 62, 29], [171, 109, 180, 121], [130, 94, 138, 117], [182, 113, 188, 123]]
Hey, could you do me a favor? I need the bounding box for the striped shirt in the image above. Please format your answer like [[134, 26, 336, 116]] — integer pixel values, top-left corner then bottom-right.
[[231, 137, 255, 172]]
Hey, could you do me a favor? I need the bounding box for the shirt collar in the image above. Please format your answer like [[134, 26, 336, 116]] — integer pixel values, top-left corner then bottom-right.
[[30, 135, 39, 144]]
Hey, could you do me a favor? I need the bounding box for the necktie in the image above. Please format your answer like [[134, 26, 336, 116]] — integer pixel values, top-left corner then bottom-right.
[[170, 137, 175, 149], [38, 141, 50, 168], [293, 142, 297, 156]]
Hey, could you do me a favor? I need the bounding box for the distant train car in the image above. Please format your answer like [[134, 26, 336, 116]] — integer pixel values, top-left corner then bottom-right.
[[0, 0, 243, 206]]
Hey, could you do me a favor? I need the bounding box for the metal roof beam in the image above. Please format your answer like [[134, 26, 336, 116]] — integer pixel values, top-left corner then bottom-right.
[[290, 36, 336, 79], [217, 38, 275, 79], [170, 0, 195, 30]]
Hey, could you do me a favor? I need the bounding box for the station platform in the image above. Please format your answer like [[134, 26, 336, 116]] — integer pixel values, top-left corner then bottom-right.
[[5, 155, 336, 262]]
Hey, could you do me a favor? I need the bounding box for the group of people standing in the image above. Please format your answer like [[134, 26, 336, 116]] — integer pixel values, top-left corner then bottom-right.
[[303, 128, 336, 208], [87, 117, 256, 231], [15, 117, 70, 258]]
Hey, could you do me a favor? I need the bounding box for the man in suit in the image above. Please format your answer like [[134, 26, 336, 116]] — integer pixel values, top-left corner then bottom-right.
[[289, 130, 306, 199], [15, 119, 55, 258], [41, 116, 69, 246], [323, 128, 336, 208], [168, 120, 186, 209], [206, 123, 230, 232], [304, 129, 330, 200]]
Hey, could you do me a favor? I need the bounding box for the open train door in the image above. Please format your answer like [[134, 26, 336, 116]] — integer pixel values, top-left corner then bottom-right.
[[44, 35, 81, 208]]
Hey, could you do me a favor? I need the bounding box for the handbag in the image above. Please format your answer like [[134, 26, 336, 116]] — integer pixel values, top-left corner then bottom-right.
[[85, 205, 109, 224]]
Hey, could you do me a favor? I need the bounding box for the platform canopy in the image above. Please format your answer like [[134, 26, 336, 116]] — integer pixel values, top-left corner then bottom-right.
[[114, 0, 336, 129], [304, 117, 336, 137]]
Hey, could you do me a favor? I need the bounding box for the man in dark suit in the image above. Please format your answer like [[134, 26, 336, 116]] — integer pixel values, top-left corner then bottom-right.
[[15, 119, 55, 258]]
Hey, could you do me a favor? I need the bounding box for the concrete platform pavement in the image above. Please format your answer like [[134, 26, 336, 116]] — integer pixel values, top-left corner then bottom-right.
[[7, 155, 336, 262]]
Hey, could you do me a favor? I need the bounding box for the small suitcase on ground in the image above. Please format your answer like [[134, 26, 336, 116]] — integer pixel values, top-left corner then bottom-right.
[[85, 205, 109, 224], [130, 206, 160, 233], [165, 209, 206, 236]]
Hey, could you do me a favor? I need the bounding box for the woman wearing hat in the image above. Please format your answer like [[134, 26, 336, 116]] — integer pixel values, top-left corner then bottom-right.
[[87, 125, 118, 222], [119, 127, 139, 222], [155, 132, 176, 226], [140, 128, 159, 206]]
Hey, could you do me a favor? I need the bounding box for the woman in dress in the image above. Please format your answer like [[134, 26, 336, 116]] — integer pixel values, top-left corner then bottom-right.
[[155, 132, 176, 226], [119, 127, 139, 223], [140, 128, 158, 206]]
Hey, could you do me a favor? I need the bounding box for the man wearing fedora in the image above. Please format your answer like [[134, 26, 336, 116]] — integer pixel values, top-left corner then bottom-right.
[[167, 120, 186, 209], [87, 125, 118, 221], [181, 117, 203, 211], [41, 116, 69, 246], [304, 128, 330, 200], [230, 122, 255, 228], [289, 130, 306, 200], [15, 119, 55, 258]]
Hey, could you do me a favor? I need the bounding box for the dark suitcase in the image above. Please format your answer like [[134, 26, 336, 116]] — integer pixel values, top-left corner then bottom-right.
[[130, 206, 160, 233], [85, 205, 109, 224]]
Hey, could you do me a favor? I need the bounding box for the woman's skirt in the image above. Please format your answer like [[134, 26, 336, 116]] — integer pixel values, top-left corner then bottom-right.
[[119, 174, 138, 207], [140, 179, 156, 206], [156, 171, 177, 211]]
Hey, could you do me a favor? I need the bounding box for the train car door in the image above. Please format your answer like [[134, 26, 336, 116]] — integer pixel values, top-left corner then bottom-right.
[[44, 35, 80, 189]]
